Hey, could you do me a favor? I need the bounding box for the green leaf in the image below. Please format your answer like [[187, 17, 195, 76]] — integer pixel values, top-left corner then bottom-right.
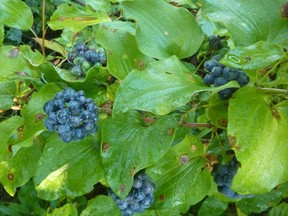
[[47, 203, 78, 216], [80, 195, 121, 216], [18, 180, 45, 216], [206, 94, 229, 129], [101, 111, 178, 198], [221, 41, 285, 70], [198, 196, 228, 216], [0, 46, 39, 82], [94, 21, 152, 80], [113, 56, 207, 115], [18, 45, 43, 66], [237, 190, 282, 215], [135, 208, 182, 216], [146, 135, 213, 210], [0, 81, 17, 110], [0, 203, 30, 216], [0, 0, 33, 30], [10, 83, 63, 147], [120, 0, 204, 59], [268, 203, 288, 216], [82, 0, 110, 12], [34, 134, 105, 201], [228, 86, 288, 194], [201, 0, 288, 47], [0, 23, 4, 46], [39, 63, 108, 102], [0, 116, 23, 161], [0, 141, 42, 196], [34, 38, 68, 56], [48, 3, 110, 32]]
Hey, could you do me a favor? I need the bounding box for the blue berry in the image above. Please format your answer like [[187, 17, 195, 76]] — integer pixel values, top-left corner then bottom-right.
[[68, 100, 81, 115], [211, 66, 223, 77], [56, 109, 70, 124], [71, 65, 84, 77], [223, 67, 239, 80], [213, 77, 228, 87], [236, 71, 250, 86], [218, 89, 233, 100], [84, 50, 99, 64], [217, 165, 229, 176], [63, 87, 77, 101], [132, 179, 143, 189], [73, 43, 88, 53], [47, 112, 58, 124], [132, 189, 146, 201], [44, 101, 55, 113], [139, 194, 154, 208], [44, 118, 55, 131], [203, 74, 215, 85]]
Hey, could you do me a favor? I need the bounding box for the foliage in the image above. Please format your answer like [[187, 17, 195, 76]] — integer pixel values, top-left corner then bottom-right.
[[0, 0, 288, 215]]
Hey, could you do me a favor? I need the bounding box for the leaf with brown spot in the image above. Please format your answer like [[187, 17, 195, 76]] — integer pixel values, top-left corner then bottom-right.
[[48, 3, 110, 31], [101, 111, 177, 199], [228, 86, 288, 194], [146, 134, 212, 210]]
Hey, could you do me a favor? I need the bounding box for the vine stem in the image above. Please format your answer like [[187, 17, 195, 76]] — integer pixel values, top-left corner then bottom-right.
[[256, 87, 288, 94], [42, 0, 46, 59]]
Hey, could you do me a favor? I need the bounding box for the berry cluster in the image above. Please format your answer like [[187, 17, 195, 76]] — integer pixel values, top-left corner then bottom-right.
[[43, 87, 99, 143], [67, 43, 107, 78], [212, 158, 244, 199], [203, 55, 250, 100], [209, 35, 227, 50], [109, 172, 156, 216]]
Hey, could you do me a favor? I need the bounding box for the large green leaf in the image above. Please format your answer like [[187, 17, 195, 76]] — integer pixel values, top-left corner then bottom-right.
[[34, 134, 104, 201], [0, 45, 41, 82], [101, 111, 178, 198], [221, 41, 285, 70], [201, 0, 288, 47], [48, 3, 110, 32], [237, 191, 282, 215], [18, 181, 46, 216], [198, 196, 228, 216], [0, 141, 42, 196], [39, 63, 108, 102], [146, 135, 213, 210], [120, 0, 204, 59], [9, 83, 63, 147], [0, 23, 4, 46], [228, 86, 288, 194], [113, 56, 207, 115], [269, 203, 288, 216], [47, 203, 78, 216], [0, 81, 17, 110], [80, 195, 121, 216], [0, 0, 33, 30], [82, 0, 110, 12], [94, 21, 152, 80], [0, 116, 23, 161]]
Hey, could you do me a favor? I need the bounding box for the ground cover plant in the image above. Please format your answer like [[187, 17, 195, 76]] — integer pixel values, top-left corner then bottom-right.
[[0, 0, 288, 215]]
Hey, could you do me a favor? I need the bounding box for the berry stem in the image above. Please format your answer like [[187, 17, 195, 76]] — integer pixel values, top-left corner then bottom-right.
[[41, 0, 46, 59], [256, 87, 288, 95], [256, 53, 288, 86], [181, 122, 212, 128]]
